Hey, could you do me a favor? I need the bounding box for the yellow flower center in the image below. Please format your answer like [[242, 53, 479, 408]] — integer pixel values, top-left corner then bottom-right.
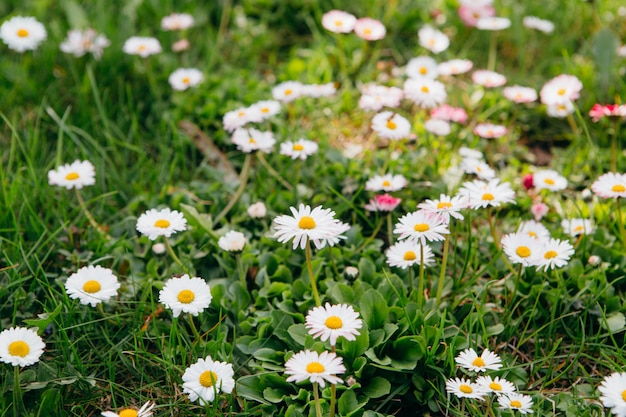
[[413, 223, 429, 232], [510, 400, 522, 408], [261, 107, 270, 113], [403, 251, 416, 261], [516, 246, 531, 258], [8, 340, 30, 357], [612, 184, 626, 192], [386, 120, 397, 130], [306, 361, 325, 373], [421, 86, 429, 93], [459, 384, 473, 394], [544, 250, 557, 259], [557, 104, 566, 111], [489, 382, 502, 391], [284, 89, 293, 96], [335, 20, 343, 27], [249, 137, 256, 144], [574, 225, 584, 232], [364, 28, 372, 35], [419, 67, 427, 75], [177, 289, 195, 304], [482, 193, 494, 201], [199, 370, 218, 387], [17, 28, 29, 37], [293, 144, 304, 151], [528, 231, 537, 238], [119, 410, 138, 417], [437, 202, 451, 209], [238, 111, 246, 117], [486, 130, 493, 136], [325, 316, 343, 329], [83, 280, 101, 293], [544, 178, 555, 185], [622, 389, 626, 402], [557, 88, 566, 96], [65, 172, 80, 180], [298, 216, 316, 229], [472, 357, 485, 367], [182, 77, 190, 84], [154, 219, 170, 228], [428, 38, 436, 46], [138, 45, 147, 52], [382, 180, 391, 187]]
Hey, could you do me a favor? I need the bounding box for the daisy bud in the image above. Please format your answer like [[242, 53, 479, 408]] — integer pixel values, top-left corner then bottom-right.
[[152, 243, 166, 255], [247, 202, 267, 218], [588, 255, 601, 266], [344, 266, 359, 278], [522, 173, 534, 190], [531, 202, 549, 221]]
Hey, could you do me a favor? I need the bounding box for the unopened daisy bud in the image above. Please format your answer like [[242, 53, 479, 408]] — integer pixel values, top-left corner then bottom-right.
[[218, 231, 246, 252], [172, 38, 190, 52], [588, 255, 601, 266], [344, 266, 359, 278], [346, 376, 357, 387], [152, 243, 166, 255], [522, 173, 534, 190], [247, 202, 267, 218]]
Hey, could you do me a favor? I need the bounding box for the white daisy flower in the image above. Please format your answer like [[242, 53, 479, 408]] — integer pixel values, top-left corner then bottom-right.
[[418, 25, 449, 54], [168, 68, 203, 91], [424, 119, 451, 136], [393, 210, 450, 245], [101, 401, 155, 417], [540, 74, 582, 105], [161, 13, 194, 31], [48, 159, 96, 190], [182, 356, 235, 405], [136, 207, 187, 241], [535, 238, 575, 271], [273, 204, 347, 250], [159, 274, 212, 318], [561, 218, 594, 237], [523, 16, 555, 34], [591, 172, 626, 199], [354, 18, 386, 41], [458, 3, 495, 27], [250, 100, 281, 121], [247, 202, 267, 218], [503, 85, 538, 103], [404, 78, 447, 108], [476, 16, 511, 30], [459, 179, 516, 209], [459, 147, 484, 160], [385, 240, 435, 269], [223, 106, 262, 132], [65, 265, 120, 307], [438, 59, 473, 76], [272, 81, 304, 102], [445, 377, 486, 400], [533, 169, 567, 192], [498, 393, 534, 414], [0, 327, 45, 367], [461, 158, 496, 180], [371, 111, 412, 140], [217, 230, 246, 252], [358, 84, 403, 111], [321, 10, 356, 33], [122, 36, 162, 57], [474, 123, 507, 139], [280, 139, 319, 160], [455, 347, 502, 372], [599, 372, 626, 416], [501, 232, 542, 266], [472, 69, 507, 88], [365, 174, 407, 192], [305, 303, 363, 346], [406, 56, 439, 79], [0, 16, 46, 52], [301, 83, 337, 98], [517, 220, 550, 240], [285, 350, 346, 388], [231, 128, 276, 153], [60, 29, 110, 59], [476, 375, 516, 396], [418, 194, 467, 223], [546, 99, 574, 118]]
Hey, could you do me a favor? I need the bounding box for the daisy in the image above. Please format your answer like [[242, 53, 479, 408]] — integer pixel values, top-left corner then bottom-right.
[[476, 375, 516, 396], [393, 210, 450, 245], [540, 74, 582, 105], [458, 3, 495, 27], [172, 38, 190, 52], [418, 25, 449, 54], [405, 56, 439, 79], [301, 83, 337, 98], [598, 372, 626, 416], [60, 29, 110, 59], [460, 158, 496, 180], [474, 123, 507, 139], [354, 18, 386, 41], [223, 106, 262, 132], [101, 401, 155, 417], [48, 160, 96, 190], [517, 220, 550, 240], [431, 104, 468, 123], [385, 240, 435, 269], [591, 172, 626, 198], [272, 81, 304, 102], [136, 207, 187, 241], [531, 202, 549, 221], [503, 85, 538, 103], [535, 238, 575, 271], [250, 100, 281, 120], [523, 16, 555, 34], [501, 232, 541, 266], [65, 265, 120, 307], [619, 45, 626, 58], [159, 274, 212, 318], [0, 16, 46, 52], [168, 68, 203, 91], [472, 70, 507, 88], [424, 119, 451, 136], [589, 104, 626, 122], [561, 218, 595, 237], [122, 36, 162, 57], [533, 169, 567, 191], [280, 139, 319, 160], [546, 100, 574, 118], [365, 174, 407, 192], [404, 78, 447, 109], [455, 347, 502, 372], [459, 178, 516, 209], [445, 377, 486, 400], [321, 10, 357, 34], [231, 128, 276, 153], [182, 356, 235, 404], [217, 230, 246, 252], [161, 13, 194, 31], [305, 303, 363, 346], [344, 266, 359, 278], [247, 202, 267, 218], [0, 327, 45, 367], [459, 147, 484, 160], [284, 350, 345, 388], [438, 59, 473, 76], [476, 16, 511, 30], [358, 84, 403, 111], [498, 393, 534, 414], [364, 194, 402, 212], [371, 111, 411, 140], [273, 204, 346, 250], [418, 194, 467, 223]]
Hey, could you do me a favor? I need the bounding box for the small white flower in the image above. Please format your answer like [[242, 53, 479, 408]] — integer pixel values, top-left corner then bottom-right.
[[424, 119, 451, 136], [371, 111, 412, 140], [561, 218, 594, 237], [301, 83, 337, 98], [101, 401, 155, 417], [438, 59, 473, 76], [459, 179, 516, 209], [65, 265, 120, 307], [386, 240, 434, 269], [321, 10, 356, 33], [60, 29, 110, 59], [404, 78, 447, 108], [223, 106, 262, 132], [161, 13, 194, 31], [122, 36, 162, 57], [159, 274, 212, 318], [476, 375, 516, 396], [48, 160, 96, 190], [599, 372, 626, 416], [0, 327, 45, 367], [501, 232, 542, 266], [394, 210, 450, 245], [285, 350, 346, 388], [535, 238, 575, 271], [418, 25, 449, 54], [472, 70, 507, 88], [0, 16, 46, 52], [365, 174, 407, 192], [168, 68, 203, 91], [218, 231, 246, 252], [273, 204, 347, 250], [461, 158, 496, 180], [474, 123, 507, 139], [523, 16, 554, 34], [591, 172, 626, 199], [546, 99, 574, 118], [533, 169, 567, 192], [417, 194, 467, 223], [272, 81, 303, 102], [406, 56, 439, 79], [280, 139, 319, 160], [476, 16, 511, 31], [247, 202, 267, 218], [136, 208, 187, 241], [455, 348, 502, 372], [540, 74, 582, 105], [445, 377, 486, 400], [498, 393, 534, 414], [305, 303, 363, 346], [517, 220, 551, 240], [344, 266, 359, 277], [250, 100, 281, 120], [354, 18, 386, 41], [503, 85, 538, 103], [231, 128, 276, 153], [182, 356, 235, 404], [459, 147, 484, 160]]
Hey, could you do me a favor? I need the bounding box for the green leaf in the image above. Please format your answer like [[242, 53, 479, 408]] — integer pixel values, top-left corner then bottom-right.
[[390, 337, 423, 370], [329, 283, 355, 304], [358, 257, 377, 284], [23, 304, 63, 334], [362, 377, 391, 399], [486, 323, 504, 336], [237, 375, 271, 404], [340, 322, 369, 362], [591, 27, 619, 97], [263, 387, 286, 403], [179, 203, 213, 234], [359, 289, 388, 329], [338, 389, 367, 417], [601, 312, 626, 333], [60, 0, 89, 28]]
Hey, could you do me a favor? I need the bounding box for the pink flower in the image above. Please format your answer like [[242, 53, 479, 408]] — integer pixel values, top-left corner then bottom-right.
[[458, 5, 495, 27], [589, 104, 626, 122], [474, 123, 506, 139], [430, 104, 468, 124], [354, 18, 386, 41], [522, 174, 534, 190], [365, 194, 402, 212], [531, 202, 549, 221]]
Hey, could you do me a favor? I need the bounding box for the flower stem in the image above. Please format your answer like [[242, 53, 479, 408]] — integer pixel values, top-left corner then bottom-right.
[[13, 366, 23, 417], [329, 384, 337, 417], [356, 215, 383, 252], [436, 234, 450, 305], [617, 198, 626, 247], [236, 253, 247, 288], [417, 243, 425, 308], [256, 152, 294, 191], [611, 119, 619, 172], [186, 312, 202, 342], [312, 383, 323, 417], [214, 153, 253, 224], [488, 31, 497, 71], [305, 239, 322, 306], [163, 238, 190, 275], [387, 213, 393, 246], [74, 189, 110, 239], [486, 207, 499, 247]]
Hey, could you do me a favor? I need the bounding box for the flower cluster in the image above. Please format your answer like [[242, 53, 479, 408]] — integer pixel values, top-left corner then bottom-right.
[[321, 10, 386, 41]]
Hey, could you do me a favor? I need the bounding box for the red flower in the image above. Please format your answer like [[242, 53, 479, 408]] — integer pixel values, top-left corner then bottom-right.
[[522, 174, 534, 190], [589, 103, 626, 122]]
